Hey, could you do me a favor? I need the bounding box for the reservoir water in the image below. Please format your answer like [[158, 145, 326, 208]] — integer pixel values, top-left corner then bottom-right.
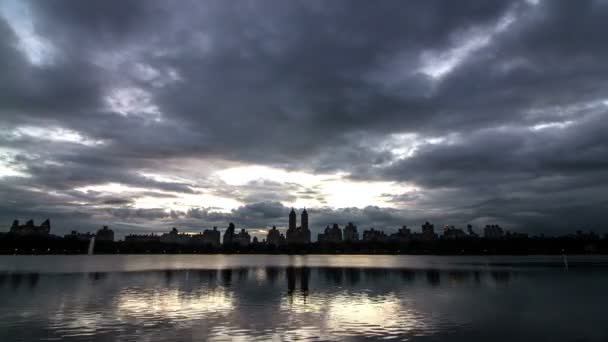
[[0, 255, 607, 341]]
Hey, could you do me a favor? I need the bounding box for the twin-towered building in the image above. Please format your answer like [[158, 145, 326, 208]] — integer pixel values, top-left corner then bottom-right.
[[286, 208, 311, 244]]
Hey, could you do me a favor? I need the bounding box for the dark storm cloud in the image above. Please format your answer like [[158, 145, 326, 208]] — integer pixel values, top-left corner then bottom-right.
[[6, 0, 520, 162], [1, 0, 608, 235]]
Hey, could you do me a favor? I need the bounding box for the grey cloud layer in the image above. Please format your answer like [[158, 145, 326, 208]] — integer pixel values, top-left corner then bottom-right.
[[1, 0, 607, 235]]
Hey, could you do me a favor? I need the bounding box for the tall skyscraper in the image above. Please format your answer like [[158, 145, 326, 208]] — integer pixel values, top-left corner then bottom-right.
[[289, 208, 297, 230], [223, 222, 236, 244], [301, 209, 308, 230], [343, 222, 359, 241], [421, 222, 436, 241]]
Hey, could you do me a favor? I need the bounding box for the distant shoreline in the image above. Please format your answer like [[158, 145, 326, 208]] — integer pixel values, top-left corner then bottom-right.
[[1, 252, 607, 256], [3, 232, 607, 255]]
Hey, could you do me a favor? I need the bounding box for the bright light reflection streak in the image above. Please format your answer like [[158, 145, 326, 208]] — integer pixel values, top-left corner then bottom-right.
[[282, 292, 428, 336], [116, 287, 235, 320]]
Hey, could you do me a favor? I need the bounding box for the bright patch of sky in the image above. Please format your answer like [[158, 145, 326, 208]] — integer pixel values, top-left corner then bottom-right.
[[132, 193, 240, 213], [131, 63, 181, 88], [215, 165, 335, 187], [215, 165, 412, 209], [419, 9, 516, 79], [0, 0, 56, 66], [77, 164, 417, 212], [526, 98, 608, 120], [76, 182, 240, 213], [530, 120, 574, 131], [0, 148, 29, 178], [379, 133, 458, 162], [11, 125, 104, 146], [139, 172, 193, 185], [105, 87, 162, 121]]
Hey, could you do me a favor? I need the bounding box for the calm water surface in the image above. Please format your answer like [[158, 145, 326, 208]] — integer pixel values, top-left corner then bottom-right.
[[0, 255, 607, 341]]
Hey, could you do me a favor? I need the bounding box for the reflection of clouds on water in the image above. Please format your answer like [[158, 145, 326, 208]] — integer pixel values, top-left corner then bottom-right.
[[116, 287, 235, 321], [1, 261, 608, 341], [283, 292, 429, 338]]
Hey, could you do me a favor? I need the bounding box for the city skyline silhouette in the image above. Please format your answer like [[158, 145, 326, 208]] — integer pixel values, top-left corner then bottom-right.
[[2, 209, 605, 255]]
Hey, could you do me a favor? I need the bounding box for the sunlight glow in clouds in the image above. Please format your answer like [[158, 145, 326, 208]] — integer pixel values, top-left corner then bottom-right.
[[215, 165, 411, 209], [0, 148, 29, 178], [322, 180, 411, 209], [0, 160, 28, 178], [76, 182, 241, 213], [78, 166, 414, 213], [0, 165, 26, 178], [76, 183, 149, 195], [133, 192, 240, 213], [215, 165, 338, 187]]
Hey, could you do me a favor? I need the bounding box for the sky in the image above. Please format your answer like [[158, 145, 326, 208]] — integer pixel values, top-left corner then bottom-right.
[[0, 0, 607, 238]]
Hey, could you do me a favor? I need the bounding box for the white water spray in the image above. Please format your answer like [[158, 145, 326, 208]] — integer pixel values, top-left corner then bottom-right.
[[88, 236, 96, 255]]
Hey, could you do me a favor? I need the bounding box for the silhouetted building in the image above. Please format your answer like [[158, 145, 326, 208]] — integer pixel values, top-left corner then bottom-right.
[[362, 228, 388, 242], [343, 222, 359, 241], [289, 209, 296, 231], [421, 221, 437, 241], [390, 225, 411, 242], [124, 233, 160, 243], [96, 226, 114, 242], [160, 227, 191, 245], [442, 225, 466, 240], [64, 230, 94, 242], [484, 224, 504, 239], [318, 224, 342, 243], [301, 208, 309, 230], [223, 222, 236, 244], [233, 229, 251, 246], [9, 219, 51, 236], [266, 226, 285, 246], [572, 230, 599, 241], [467, 224, 479, 238], [286, 209, 311, 244], [192, 227, 221, 247], [505, 231, 528, 239]]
